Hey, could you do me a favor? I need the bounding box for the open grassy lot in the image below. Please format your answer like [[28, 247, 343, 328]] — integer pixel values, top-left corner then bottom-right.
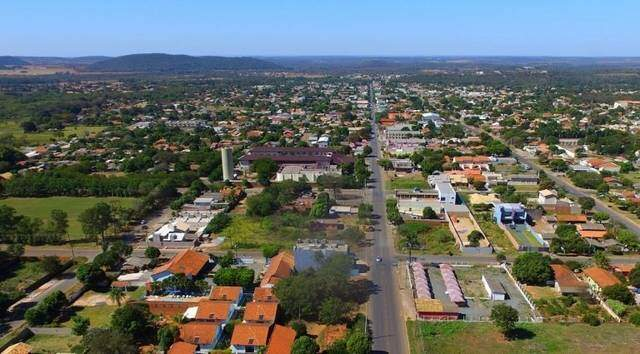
[[512, 184, 540, 194], [63, 304, 116, 329], [397, 222, 460, 255], [0, 260, 47, 297], [478, 220, 517, 254], [0, 121, 105, 146], [221, 213, 317, 249], [407, 321, 640, 354], [27, 333, 81, 354], [0, 197, 138, 239], [386, 175, 428, 191]]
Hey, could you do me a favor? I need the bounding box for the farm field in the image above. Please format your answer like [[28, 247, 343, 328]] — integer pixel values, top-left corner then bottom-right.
[[0, 197, 138, 239], [0, 121, 105, 146], [407, 321, 640, 354]]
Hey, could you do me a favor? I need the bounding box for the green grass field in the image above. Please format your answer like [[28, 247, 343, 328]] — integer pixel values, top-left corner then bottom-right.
[[0, 260, 47, 297], [221, 213, 316, 249], [27, 334, 81, 354], [0, 197, 138, 239], [386, 175, 428, 191], [407, 321, 640, 354], [478, 220, 517, 254], [64, 304, 116, 329], [0, 121, 106, 146]]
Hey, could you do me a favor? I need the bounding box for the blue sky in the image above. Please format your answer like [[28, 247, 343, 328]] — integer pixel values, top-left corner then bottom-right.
[[2, 0, 639, 57]]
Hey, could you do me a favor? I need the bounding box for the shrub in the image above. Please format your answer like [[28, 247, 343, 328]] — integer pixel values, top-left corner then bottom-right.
[[606, 299, 627, 316], [602, 284, 634, 305], [629, 312, 640, 326], [582, 312, 601, 326]]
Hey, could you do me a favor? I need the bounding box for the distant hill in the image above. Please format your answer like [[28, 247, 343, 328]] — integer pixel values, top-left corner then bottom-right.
[[19, 56, 111, 66], [86, 53, 281, 73], [0, 56, 28, 66]]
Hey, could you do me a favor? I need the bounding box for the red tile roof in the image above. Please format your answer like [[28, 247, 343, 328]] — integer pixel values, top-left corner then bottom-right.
[[266, 325, 296, 354], [253, 287, 277, 302], [194, 299, 233, 321], [583, 267, 621, 289], [209, 286, 242, 302], [260, 251, 294, 288], [168, 341, 197, 354], [179, 322, 220, 345], [152, 249, 210, 278], [551, 264, 585, 289], [244, 302, 278, 323], [231, 323, 271, 347], [556, 214, 588, 223]]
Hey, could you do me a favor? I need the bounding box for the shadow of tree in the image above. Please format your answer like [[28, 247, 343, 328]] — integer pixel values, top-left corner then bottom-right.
[[506, 326, 536, 341]]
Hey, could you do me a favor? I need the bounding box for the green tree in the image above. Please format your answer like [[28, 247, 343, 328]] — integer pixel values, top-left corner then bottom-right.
[[602, 284, 634, 305], [261, 244, 280, 260], [6, 243, 24, 258], [78, 202, 113, 247], [357, 203, 373, 222], [218, 250, 235, 268], [319, 297, 350, 325], [40, 256, 62, 274], [346, 330, 372, 354], [157, 324, 179, 352], [49, 209, 69, 239], [578, 197, 595, 212], [292, 336, 319, 354], [252, 158, 278, 185], [110, 303, 153, 340], [377, 159, 393, 170], [77, 328, 137, 354], [422, 207, 437, 219], [204, 212, 232, 234], [109, 287, 126, 307], [309, 192, 332, 218], [76, 262, 106, 289], [468, 230, 484, 247], [71, 315, 90, 336], [627, 264, 640, 288], [490, 303, 519, 336], [593, 251, 610, 269], [144, 246, 161, 259], [512, 252, 553, 285]]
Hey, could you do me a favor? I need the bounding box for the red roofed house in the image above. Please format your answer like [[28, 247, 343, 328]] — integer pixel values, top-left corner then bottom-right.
[[555, 214, 588, 224], [185, 299, 235, 323], [260, 251, 295, 288], [576, 223, 608, 239], [253, 287, 277, 302], [168, 341, 197, 354], [151, 249, 211, 282], [147, 296, 203, 318], [583, 267, 621, 296], [551, 264, 587, 296], [244, 302, 279, 324], [179, 322, 222, 352], [266, 325, 296, 354], [209, 286, 244, 307], [230, 323, 271, 354]]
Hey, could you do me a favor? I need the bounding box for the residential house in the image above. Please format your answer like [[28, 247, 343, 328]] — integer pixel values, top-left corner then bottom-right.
[[551, 264, 587, 296], [583, 267, 621, 296], [452, 156, 491, 171], [253, 287, 277, 302], [507, 174, 539, 186], [230, 323, 271, 354], [576, 223, 608, 239], [209, 286, 244, 308], [179, 322, 222, 353], [168, 341, 198, 354], [265, 325, 296, 354], [243, 302, 279, 324], [184, 299, 235, 323], [538, 189, 558, 207], [260, 252, 295, 288], [151, 249, 211, 282], [493, 203, 527, 224]]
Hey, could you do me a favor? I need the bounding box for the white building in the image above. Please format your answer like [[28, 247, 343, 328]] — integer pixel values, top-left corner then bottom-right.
[[275, 164, 341, 183]]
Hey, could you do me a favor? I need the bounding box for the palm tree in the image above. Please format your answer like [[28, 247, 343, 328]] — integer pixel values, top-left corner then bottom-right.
[[109, 287, 125, 307]]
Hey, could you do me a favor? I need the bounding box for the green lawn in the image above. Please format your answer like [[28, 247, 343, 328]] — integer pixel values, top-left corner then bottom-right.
[[478, 220, 517, 254], [221, 213, 316, 249], [64, 305, 116, 329], [0, 260, 47, 298], [398, 223, 460, 255], [0, 121, 106, 146], [27, 334, 81, 354], [512, 184, 540, 194], [386, 176, 428, 191], [407, 321, 640, 354], [0, 197, 138, 239]]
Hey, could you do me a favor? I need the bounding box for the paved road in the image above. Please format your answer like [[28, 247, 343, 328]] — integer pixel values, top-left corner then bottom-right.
[[367, 84, 409, 354], [463, 121, 640, 236]]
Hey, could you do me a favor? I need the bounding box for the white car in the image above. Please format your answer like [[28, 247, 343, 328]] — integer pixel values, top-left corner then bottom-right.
[[375, 256, 382, 262]]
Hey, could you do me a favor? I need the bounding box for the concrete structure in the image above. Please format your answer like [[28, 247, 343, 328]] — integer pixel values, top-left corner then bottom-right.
[[275, 164, 340, 183], [482, 274, 507, 301], [493, 203, 527, 224], [221, 147, 234, 181], [435, 182, 456, 204]]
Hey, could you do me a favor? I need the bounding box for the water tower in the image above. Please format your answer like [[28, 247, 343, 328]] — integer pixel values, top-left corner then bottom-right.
[[221, 147, 234, 181]]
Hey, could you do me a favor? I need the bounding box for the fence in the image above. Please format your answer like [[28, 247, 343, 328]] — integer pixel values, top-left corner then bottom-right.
[[500, 263, 544, 323]]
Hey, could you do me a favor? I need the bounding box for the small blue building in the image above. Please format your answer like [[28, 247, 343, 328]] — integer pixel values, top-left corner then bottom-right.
[[493, 203, 527, 224]]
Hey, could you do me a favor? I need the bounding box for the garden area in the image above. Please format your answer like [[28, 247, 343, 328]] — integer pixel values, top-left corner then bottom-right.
[[396, 221, 459, 255], [0, 196, 139, 239], [0, 121, 105, 146], [406, 320, 640, 354]]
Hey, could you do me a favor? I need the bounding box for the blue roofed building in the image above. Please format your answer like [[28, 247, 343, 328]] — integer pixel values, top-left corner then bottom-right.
[[493, 203, 528, 225]]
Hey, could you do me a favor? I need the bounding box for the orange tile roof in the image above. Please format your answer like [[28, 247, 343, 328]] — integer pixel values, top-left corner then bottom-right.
[[231, 323, 271, 346], [179, 322, 220, 345], [556, 214, 588, 223], [614, 264, 634, 274], [209, 286, 242, 302], [253, 287, 278, 302], [244, 302, 278, 323], [577, 230, 607, 239], [266, 325, 296, 354], [453, 156, 491, 164], [583, 267, 621, 288], [260, 251, 294, 287], [551, 264, 585, 289], [194, 299, 233, 321], [168, 341, 197, 354], [152, 249, 210, 278]]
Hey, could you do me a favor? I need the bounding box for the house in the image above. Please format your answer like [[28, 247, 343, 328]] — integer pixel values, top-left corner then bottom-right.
[[452, 156, 491, 171], [151, 249, 211, 282], [493, 203, 527, 224], [508, 174, 539, 186], [576, 223, 608, 239], [583, 267, 621, 296], [260, 251, 295, 288], [179, 322, 222, 353], [253, 287, 277, 302], [481, 274, 507, 301], [551, 264, 587, 296], [265, 325, 296, 354], [435, 182, 456, 204], [185, 299, 235, 322], [230, 323, 271, 354], [537, 189, 558, 206], [244, 301, 278, 324], [555, 214, 588, 224], [209, 286, 244, 307], [147, 296, 204, 318], [168, 341, 197, 354]]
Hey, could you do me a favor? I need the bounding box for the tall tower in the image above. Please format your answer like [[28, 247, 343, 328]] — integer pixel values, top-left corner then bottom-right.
[[221, 147, 234, 181]]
